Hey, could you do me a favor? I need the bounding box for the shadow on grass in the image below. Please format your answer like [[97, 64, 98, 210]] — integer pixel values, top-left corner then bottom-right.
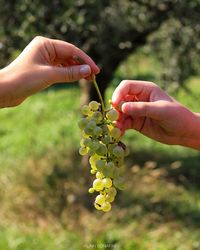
[[117, 149, 200, 229], [126, 149, 200, 188], [21, 146, 200, 230], [117, 190, 200, 229]]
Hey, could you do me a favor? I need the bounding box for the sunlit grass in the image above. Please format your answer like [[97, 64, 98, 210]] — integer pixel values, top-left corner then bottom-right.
[[0, 52, 199, 249]]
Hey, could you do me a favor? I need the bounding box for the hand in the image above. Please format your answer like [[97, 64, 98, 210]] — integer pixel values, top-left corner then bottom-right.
[[0, 36, 100, 107], [112, 80, 200, 150]]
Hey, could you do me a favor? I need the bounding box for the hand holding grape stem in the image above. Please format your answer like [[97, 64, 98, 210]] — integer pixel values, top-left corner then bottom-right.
[[112, 80, 200, 150], [0, 36, 99, 108]]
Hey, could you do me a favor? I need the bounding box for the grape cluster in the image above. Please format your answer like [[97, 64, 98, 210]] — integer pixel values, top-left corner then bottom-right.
[[78, 100, 129, 212]]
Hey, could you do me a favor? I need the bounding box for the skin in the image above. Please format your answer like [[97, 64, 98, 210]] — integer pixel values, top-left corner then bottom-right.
[[112, 80, 200, 151], [0, 36, 100, 108]]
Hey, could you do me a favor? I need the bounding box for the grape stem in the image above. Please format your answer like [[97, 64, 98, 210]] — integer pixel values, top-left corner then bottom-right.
[[73, 55, 106, 117], [92, 75, 106, 117]]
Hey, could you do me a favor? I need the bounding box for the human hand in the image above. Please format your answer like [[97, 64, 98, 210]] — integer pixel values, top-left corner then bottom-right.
[[112, 80, 200, 150], [0, 36, 100, 107]]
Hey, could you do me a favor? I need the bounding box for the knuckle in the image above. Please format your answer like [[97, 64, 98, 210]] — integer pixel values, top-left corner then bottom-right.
[[148, 81, 158, 88], [33, 36, 49, 47], [120, 80, 130, 86], [66, 67, 75, 82], [142, 103, 149, 116], [33, 36, 45, 42]]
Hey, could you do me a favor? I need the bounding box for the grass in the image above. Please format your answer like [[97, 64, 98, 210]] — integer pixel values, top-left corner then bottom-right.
[[0, 53, 200, 249], [0, 87, 81, 170], [0, 226, 82, 250]]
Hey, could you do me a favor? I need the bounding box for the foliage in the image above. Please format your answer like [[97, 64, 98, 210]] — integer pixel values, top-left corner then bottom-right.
[[0, 0, 199, 98]]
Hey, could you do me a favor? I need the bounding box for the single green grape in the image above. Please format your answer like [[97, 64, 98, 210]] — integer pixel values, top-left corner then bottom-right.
[[101, 202, 111, 212], [80, 139, 85, 147], [89, 155, 100, 166], [84, 126, 94, 135], [108, 143, 118, 153], [96, 171, 104, 179], [81, 130, 89, 138], [78, 118, 88, 129], [91, 140, 100, 151], [94, 203, 102, 210], [87, 119, 96, 129], [106, 109, 119, 121], [103, 165, 115, 178], [110, 127, 121, 140], [107, 187, 117, 197], [88, 149, 95, 156], [88, 188, 95, 193], [105, 194, 115, 203], [89, 101, 100, 111], [81, 105, 91, 116], [101, 135, 111, 144], [112, 145, 124, 157], [95, 194, 106, 205], [96, 144, 107, 156], [93, 126, 102, 137], [92, 111, 102, 123], [82, 138, 92, 147], [93, 179, 104, 191], [90, 169, 96, 174], [96, 159, 106, 171], [79, 147, 88, 156], [102, 178, 112, 188]]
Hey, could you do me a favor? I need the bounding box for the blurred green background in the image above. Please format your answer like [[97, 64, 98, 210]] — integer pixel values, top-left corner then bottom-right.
[[0, 1, 200, 249]]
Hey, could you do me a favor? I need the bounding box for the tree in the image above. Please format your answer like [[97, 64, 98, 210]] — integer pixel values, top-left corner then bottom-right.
[[0, 0, 199, 101]]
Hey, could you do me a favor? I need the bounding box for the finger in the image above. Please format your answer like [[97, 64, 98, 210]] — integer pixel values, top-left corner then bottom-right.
[[116, 116, 133, 134], [46, 64, 91, 83], [112, 80, 156, 107], [122, 101, 165, 120], [50, 39, 100, 75]]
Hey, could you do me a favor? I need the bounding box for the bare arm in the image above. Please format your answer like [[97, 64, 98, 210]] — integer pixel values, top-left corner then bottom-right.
[[0, 36, 100, 108], [112, 80, 200, 151]]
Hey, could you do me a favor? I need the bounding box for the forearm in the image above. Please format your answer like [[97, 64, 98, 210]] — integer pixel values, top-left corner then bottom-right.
[[0, 67, 10, 108], [0, 67, 21, 108], [180, 112, 200, 150]]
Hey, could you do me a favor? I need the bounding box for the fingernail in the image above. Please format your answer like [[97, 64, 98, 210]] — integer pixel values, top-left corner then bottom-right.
[[80, 65, 91, 75]]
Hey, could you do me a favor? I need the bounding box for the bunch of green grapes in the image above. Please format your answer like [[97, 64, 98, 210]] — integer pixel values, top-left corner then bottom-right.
[[78, 99, 129, 212]]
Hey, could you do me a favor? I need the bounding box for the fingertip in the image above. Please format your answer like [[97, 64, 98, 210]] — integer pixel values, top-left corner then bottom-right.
[[115, 120, 126, 136], [121, 103, 130, 114], [115, 120, 123, 131], [73, 53, 100, 75], [94, 66, 101, 74], [111, 93, 120, 108]]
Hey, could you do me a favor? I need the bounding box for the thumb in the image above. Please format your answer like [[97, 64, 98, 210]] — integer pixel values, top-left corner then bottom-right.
[[46, 64, 91, 83], [122, 101, 164, 120]]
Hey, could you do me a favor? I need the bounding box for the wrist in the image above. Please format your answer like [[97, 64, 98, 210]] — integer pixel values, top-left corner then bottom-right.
[[0, 68, 9, 108], [0, 66, 19, 108], [180, 112, 200, 150]]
